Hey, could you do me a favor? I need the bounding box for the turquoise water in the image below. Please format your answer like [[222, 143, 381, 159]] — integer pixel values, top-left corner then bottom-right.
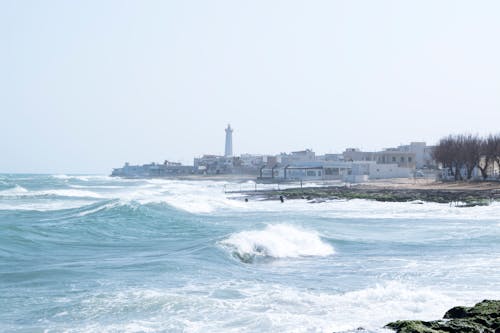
[[1, 174, 499, 332]]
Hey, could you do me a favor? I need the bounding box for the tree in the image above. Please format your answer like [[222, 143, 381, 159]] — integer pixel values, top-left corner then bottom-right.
[[434, 133, 500, 181], [461, 134, 481, 180], [490, 134, 500, 179], [433, 135, 462, 180]]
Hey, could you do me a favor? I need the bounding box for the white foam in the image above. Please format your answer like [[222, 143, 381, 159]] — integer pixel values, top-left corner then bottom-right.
[[39, 189, 104, 198], [3, 177, 500, 220], [224, 197, 500, 221], [114, 179, 248, 213], [52, 174, 72, 180], [220, 224, 334, 261], [52, 280, 475, 333], [0, 186, 103, 199], [104, 178, 500, 220], [52, 174, 113, 181], [0, 185, 29, 195], [0, 200, 98, 212], [74, 201, 121, 217]]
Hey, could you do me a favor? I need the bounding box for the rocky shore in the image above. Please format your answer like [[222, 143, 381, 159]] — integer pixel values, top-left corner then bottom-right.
[[247, 184, 500, 205], [385, 300, 500, 333]]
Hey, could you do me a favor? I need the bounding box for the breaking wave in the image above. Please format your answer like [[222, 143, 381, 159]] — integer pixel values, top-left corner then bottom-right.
[[0, 185, 29, 195], [52, 174, 113, 181], [220, 224, 334, 262], [0, 186, 103, 199], [42, 280, 461, 333]]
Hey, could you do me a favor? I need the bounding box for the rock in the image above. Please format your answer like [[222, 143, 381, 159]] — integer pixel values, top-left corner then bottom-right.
[[385, 300, 500, 333], [444, 306, 469, 319]]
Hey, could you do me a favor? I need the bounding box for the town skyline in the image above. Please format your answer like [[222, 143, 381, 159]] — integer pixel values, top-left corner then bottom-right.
[[2, 1, 500, 173], [112, 123, 436, 179]]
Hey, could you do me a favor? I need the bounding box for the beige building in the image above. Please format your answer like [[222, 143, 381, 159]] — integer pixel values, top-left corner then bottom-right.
[[343, 148, 416, 169]]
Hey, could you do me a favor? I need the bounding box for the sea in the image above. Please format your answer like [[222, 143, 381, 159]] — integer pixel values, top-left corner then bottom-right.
[[0, 174, 499, 333]]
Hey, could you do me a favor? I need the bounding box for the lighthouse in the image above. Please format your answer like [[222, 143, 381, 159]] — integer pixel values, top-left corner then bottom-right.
[[224, 124, 233, 157]]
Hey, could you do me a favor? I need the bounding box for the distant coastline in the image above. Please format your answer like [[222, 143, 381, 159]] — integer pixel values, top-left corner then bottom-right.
[[239, 179, 500, 205]]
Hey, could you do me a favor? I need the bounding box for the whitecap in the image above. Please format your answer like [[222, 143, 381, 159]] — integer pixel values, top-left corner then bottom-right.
[[0, 185, 29, 196], [39, 189, 104, 199], [0, 186, 103, 199], [219, 224, 334, 262], [0, 200, 99, 212], [52, 174, 71, 180], [59, 280, 471, 333]]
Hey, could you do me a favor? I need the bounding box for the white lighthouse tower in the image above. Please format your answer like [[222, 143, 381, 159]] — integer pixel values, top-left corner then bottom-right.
[[224, 124, 233, 157]]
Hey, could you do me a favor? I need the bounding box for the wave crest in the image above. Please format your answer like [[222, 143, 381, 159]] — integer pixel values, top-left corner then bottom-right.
[[0, 186, 103, 199], [220, 224, 334, 262], [0, 185, 29, 195]]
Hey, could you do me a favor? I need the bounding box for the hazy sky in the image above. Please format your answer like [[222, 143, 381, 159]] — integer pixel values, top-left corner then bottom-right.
[[2, 0, 500, 173]]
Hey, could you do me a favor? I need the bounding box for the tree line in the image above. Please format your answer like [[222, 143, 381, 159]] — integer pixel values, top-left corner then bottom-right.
[[432, 134, 500, 180]]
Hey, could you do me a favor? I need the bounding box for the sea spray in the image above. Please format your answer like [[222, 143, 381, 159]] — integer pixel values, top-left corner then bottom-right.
[[220, 224, 334, 262]]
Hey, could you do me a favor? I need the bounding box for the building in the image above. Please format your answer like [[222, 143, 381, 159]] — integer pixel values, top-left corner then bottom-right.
[[395, 142, 436, 169], [279, 149, 316, 165], [317, 153, 344, 162], [111, 161, 193, 178], [375, 148, 416, 168], [342, 142, 437, 169], [258, 160, 412, 182], [193, 125, 237, 174], [343, 148, 415, 168], [193, 155, 234, 174]]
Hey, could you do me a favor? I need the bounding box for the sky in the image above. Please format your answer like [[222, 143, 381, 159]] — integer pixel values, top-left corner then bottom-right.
[[1, 0, 500, 173]]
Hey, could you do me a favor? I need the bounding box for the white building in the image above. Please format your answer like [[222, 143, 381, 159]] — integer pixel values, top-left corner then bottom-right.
[[395, 142, 435, 169], [342, 142, 436, 169], [258, 161, 412, 182], [279, 149, 316, 165]]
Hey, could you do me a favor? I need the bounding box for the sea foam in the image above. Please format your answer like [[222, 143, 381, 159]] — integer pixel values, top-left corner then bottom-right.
[[220, 224, 334, 262], [57, 280, 461, 333], [0, 185, 29, 196]]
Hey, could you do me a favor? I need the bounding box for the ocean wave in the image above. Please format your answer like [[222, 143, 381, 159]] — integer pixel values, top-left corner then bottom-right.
[[0, 200, 100, 212], [161, 193, 247, 214], [52, 174, 72, 180], [0, 187, 104, 199], [52, 174, 113, 182], [40, 189, 104, 198], [0, 185, 29, 195], [219, 224, 334, 262], [37, 280, 464, 333]]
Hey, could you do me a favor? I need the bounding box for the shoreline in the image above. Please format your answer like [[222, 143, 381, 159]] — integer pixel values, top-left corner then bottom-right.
[[241, 180, 500, 205]]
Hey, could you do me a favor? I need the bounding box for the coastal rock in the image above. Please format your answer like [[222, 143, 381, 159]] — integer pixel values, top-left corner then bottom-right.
[[263, 186, 496, 205], [385, 300, 500, 333]]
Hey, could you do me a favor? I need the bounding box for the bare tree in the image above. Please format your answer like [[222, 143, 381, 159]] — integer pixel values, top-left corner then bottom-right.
[[491, 134, 500, 179], [478, 134, 496, 180], [434, 133, 500, 181], [461, 134, 481, 180], [433, 135, 463, 180], [452, 135, 465, 181]]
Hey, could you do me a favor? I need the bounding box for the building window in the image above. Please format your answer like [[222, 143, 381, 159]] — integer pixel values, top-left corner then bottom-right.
[[400, 157, 405, 163], [392, 157, 396, 162], [307, 170, 316, 176], [408, 157, 412, 162]]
